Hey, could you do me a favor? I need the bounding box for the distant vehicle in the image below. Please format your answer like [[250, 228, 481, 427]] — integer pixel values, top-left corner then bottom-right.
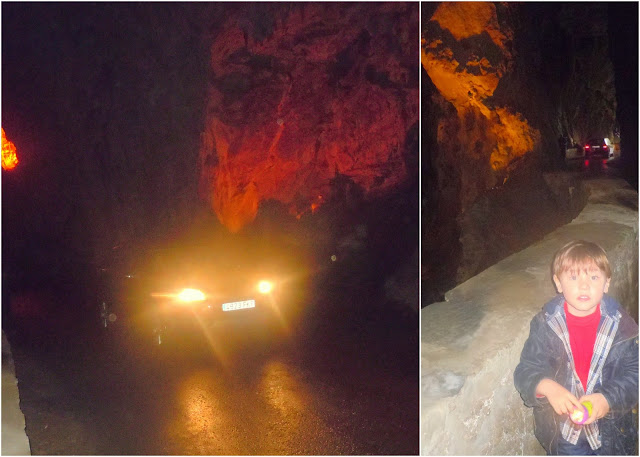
[[96, 233, 310, 352], [583, 137, 614, 160]]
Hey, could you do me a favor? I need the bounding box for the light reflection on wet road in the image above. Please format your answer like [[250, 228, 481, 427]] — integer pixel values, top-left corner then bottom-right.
[[162, 361, 341, 455], [10, 311, 418, 455]]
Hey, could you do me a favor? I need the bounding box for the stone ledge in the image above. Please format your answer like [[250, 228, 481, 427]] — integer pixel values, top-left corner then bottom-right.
[[2, 331, 31, 455], [421, 177, 638, 455]]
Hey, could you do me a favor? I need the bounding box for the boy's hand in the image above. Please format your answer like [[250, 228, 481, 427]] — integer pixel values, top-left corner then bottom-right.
[[535, 378, 583, 416], [578, 393, 610, 425]]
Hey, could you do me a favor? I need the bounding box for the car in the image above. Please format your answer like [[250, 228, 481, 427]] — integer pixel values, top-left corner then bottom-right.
[[96, 232, 311, 353], [583, 137, 614, 160]]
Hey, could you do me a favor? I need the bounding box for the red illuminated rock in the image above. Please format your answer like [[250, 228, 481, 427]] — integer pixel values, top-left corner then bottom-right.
[[1, 128, 18, 171], [200, 3, 418, 232]]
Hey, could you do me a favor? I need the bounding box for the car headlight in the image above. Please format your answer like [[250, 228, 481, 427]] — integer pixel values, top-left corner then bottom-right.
[[257, 280, 274, 294], [176, 288, 206, 303]]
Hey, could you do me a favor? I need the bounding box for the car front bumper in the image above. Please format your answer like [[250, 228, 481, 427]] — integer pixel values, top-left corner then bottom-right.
[[148, 295, 287, 337]]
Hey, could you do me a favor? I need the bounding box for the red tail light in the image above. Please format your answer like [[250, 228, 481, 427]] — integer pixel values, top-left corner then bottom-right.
[[603, 145, 608, 149], [584, 144, 590, 150], [585, 160, 590, 166]]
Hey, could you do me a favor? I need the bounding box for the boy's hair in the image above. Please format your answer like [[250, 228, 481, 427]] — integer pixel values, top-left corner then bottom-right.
[[552, 240, 612, 278]]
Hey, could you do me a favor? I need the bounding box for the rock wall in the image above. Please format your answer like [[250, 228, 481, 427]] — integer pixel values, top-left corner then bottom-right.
[[199, 3, 418, 232], [421, 177, 638, 455], [421, 2, 620, 305], [422, 2, 540, 188]]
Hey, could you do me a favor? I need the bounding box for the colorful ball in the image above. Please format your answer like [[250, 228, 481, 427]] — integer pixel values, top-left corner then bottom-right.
[[570, 401, 593, 425]]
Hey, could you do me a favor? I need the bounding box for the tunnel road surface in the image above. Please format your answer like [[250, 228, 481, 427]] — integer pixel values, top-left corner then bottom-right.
[[7, 299, 418, 455]]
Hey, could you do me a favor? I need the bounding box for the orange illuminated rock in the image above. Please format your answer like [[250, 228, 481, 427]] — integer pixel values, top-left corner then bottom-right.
[[430, 2, 510, 53], [490, 108, 541, 171], [1, 128, 18, 171], [200, 3, 418, 232], [422, 1, 538, 180]]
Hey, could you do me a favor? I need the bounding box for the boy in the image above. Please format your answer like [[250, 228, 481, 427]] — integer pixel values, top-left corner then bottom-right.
[[514, 240, 638, 455]]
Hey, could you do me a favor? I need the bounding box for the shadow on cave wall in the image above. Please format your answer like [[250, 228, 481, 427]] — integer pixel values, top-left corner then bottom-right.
[[608, 2, 639, 190], [422, 166, 589, 307], [421, 63, 462, 306], [248, 119, 420, 318]]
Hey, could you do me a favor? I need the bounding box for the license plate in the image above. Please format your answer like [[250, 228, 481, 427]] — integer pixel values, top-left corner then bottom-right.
[[222, 299, 255, 312]]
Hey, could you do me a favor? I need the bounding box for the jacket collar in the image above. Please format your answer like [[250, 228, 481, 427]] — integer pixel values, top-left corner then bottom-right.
[[543, 293, 620, 319]]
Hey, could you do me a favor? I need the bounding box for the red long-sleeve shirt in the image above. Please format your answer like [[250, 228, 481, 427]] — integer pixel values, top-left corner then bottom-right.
[[565, 301, 601, 391]]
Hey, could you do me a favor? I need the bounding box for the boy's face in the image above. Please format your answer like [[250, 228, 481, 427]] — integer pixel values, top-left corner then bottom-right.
[[553, 261, 610, 317]]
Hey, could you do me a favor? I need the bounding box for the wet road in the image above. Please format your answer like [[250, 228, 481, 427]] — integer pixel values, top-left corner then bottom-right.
[[7, 294, 418, 455]]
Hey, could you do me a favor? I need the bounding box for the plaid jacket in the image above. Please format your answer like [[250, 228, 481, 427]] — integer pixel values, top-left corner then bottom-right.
[[515, 294, 639, 455], [547, 301, 619, 450]]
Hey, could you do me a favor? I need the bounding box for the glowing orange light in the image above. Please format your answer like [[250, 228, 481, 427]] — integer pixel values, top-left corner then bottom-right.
[[257, 280, 274, 294], [1, 128, 18, 170], [177, 288, 206, 302]]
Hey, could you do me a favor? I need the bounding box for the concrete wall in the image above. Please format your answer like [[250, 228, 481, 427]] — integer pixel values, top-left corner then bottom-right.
[[421, 176, 638, 455]]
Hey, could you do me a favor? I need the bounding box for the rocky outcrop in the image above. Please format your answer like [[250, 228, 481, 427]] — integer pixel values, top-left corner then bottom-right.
[[199, 3, 419, 232], [421, 177, 638, 455], [422, 2, 540, 208]]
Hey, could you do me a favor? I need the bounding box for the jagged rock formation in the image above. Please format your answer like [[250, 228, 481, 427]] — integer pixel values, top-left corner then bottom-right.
[[422, 2, 541, 208], [199, 3, 419, 232]]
